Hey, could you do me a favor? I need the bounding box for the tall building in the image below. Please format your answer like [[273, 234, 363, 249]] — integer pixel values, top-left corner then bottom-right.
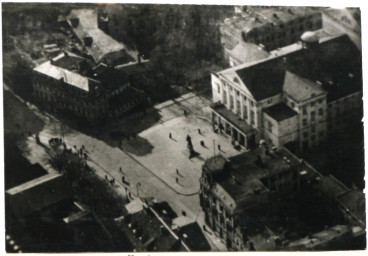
[[211, 32, 362, 151], [32, 51, 146, 120], [220, 6, 323, 66], [199, 144, 365, 251]]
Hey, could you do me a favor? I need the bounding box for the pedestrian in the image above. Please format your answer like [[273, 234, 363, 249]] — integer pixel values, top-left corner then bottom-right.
[[119, 167, 123, 173], [105, 175, 108, 181], [200, 140, 204, 147], [122, 176, 125, 183], [169, 133, 172, 139], [176, 177, 179, 184], [184, 110, 187, 116], [198, 128, 201, 134], [176, 169, 179, 175], [218, 144, 221, 151]]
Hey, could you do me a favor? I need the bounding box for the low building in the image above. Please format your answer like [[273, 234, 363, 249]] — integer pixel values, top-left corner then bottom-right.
[[199, 144, 365, 251], [6, 173, 73, 219], [211, 33, 362, 151], [64, 9, 138, 66], [32, 51, 146, 120]]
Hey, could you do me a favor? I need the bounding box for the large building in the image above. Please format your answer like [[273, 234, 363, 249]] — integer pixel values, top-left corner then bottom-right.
[[221, 6, 323, 66], [211, 32, 362, 151], [199, 144, 365, 251], [33, 51, 146, 120]]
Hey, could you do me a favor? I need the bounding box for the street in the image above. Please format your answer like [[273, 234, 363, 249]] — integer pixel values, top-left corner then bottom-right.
[[6, 84, 240, 250]]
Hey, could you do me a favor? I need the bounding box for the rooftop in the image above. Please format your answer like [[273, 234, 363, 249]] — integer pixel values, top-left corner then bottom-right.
[[66, 9, 137, 64], [219, 34, 361, 103], [263, 102, 298, 122], [34, 53, 100, 92], [227, 42, 270, 64], [283, 71, 326, 102], [204, 146, 297, 211], [6, 173, 72, 218], [223, 6, 322, 39]]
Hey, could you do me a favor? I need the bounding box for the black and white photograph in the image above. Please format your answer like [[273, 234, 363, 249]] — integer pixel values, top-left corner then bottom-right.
[[2, 2, 366, 253]]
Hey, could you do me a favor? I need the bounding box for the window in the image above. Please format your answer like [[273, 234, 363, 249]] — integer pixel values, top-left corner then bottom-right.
[[243, 105, 248, 120], [236, 90, 240, 96], [311, 101, 315, 107], [303, 107, 307, 115], [303, 132, 308, 138], [236, 100, 241, 115], [223, 90, 228, 104], [311, 126, 316, 133], [250, 101, 254, 107], [230, 95, 234, 110], [250, 111, 255, 125], [318, 108, 323, 116], [216, 83, 220, 93], [303, 119, 307, 127], [311, 111, 315, 121], [318, 99, 323, 104], [243, 95, 247, 101], [267, 121, 273, 133], [311, 135, 316, 141]]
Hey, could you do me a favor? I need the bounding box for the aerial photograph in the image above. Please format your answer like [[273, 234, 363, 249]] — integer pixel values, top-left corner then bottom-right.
[[2, 2, 365, 252]]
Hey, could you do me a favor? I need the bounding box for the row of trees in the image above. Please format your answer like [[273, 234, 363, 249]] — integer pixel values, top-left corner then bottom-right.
[[99, 4, 233, 85], [48, 138, 127, 218]]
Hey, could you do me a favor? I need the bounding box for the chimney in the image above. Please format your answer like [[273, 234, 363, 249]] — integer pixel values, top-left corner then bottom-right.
[[70, 18, 79, 28], [137, 53, 141, 64], [83, 37, 93, 47]]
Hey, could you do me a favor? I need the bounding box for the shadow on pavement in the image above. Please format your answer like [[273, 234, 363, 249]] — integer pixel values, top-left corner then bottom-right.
[[120, 135, 154, 156]]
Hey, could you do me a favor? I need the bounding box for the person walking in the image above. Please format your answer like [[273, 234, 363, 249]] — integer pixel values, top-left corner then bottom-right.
[[169, 133, 172, 139]]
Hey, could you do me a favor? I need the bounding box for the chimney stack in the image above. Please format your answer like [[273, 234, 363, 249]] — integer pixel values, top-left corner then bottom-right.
[[137, 53, 141, 64]]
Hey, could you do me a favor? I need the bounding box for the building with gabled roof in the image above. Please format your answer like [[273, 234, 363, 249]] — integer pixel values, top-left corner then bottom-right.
[[211, 32, 362, 151]]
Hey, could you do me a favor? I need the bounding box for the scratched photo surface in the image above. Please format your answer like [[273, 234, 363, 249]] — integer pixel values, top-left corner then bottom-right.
[[3, 3, 365, 252]]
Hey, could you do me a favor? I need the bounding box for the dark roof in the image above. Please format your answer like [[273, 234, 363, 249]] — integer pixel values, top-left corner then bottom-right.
[[176, 222, 211, 251], [232, 35, 361, 103], [203, 155, 228, 173], [6, 173, 72, 218], [211, 103, 256, 135], [313, 175, 348, 201], [101, 49, 136, 67], [337, 190, 365, 224], [52, 52, 88, 71], [208, 147, 297, 209], [88, 65, 130, 88], [264, 102, 297, 122], [151, 201, 178, 225], [284, 35, 362, 102], [236, 58, 285, 100]]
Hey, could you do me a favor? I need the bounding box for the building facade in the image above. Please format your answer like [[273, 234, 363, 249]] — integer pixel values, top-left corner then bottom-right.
[[33, 52, 146, 120], [220, 6, 323, 66], [211, 32, 362, 152], [200, 145, 365, 251]]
